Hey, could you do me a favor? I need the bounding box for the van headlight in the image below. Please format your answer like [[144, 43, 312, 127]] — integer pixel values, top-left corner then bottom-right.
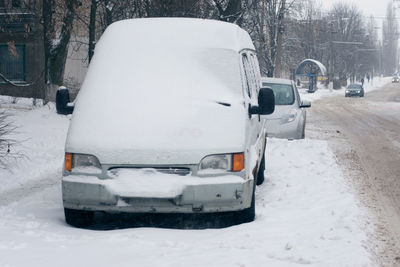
[[198, 153, 244, 174], [64, 153, 102, 173]]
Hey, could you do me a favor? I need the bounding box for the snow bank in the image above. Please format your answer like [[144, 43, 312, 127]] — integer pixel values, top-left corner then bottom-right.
[[0, 95, 43, 110]]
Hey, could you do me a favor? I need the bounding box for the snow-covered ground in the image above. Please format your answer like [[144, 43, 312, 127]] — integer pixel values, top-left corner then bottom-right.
[[299, 77, 392, 102], [0, 103, 69, 194], [0, 97, 376, 266]]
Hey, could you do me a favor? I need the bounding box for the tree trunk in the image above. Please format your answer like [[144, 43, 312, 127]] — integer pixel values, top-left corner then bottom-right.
[[214, 0, 242, 23], [274, 0, 285, 78], [42, 0, 54, 85], [89, 0, 97, 63], [43, 0, 79, 102], [104, 0, 113, 29]]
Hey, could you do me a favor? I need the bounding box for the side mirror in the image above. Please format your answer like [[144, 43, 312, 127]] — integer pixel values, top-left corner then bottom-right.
[[249, 87, 275, 116], [300, 100, 311, 108], [56, 86, 74, 115]]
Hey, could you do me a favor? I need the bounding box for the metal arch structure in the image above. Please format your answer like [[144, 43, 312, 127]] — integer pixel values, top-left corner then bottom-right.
[[295, 59, 327, 93]]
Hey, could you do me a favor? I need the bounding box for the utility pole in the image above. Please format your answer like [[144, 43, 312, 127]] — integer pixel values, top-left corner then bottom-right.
[[274, 0, 286, 78], [329, 22, 334, 88]]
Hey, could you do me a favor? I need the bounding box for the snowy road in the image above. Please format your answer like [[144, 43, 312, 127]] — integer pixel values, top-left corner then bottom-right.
[[307, 81, 400, 266]]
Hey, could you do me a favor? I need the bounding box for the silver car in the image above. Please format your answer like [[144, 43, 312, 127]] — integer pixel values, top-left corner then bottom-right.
[[261, 78, 311, 139]]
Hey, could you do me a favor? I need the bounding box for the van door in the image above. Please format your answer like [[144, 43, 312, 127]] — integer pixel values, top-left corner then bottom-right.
[[240, 52, 263, 178], [249, 52, 266, 168]]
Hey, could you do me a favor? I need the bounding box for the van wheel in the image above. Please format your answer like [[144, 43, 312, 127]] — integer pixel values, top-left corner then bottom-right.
[[256, 155, 265, 186], [64, 208, 94, 228], [235, 186, 255, 224]]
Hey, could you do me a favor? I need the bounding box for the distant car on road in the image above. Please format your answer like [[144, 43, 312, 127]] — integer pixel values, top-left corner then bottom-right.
[[345, 84, 364, 97], [261, 77, 311, 140], [392, 75, 399, 83]]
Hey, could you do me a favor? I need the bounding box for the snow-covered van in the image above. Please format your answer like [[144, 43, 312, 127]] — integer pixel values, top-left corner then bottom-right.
[[62, 18, 275, 227]]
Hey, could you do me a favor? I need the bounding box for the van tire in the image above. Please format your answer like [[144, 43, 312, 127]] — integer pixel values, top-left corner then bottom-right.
[[64, 208, 94, 228], [256, 155, 265, 186]]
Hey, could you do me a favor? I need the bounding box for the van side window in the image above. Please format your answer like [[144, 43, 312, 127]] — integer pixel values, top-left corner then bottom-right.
[[250, 53, 261, 94], [249, 54, 260, 93], [241, 54, 252, 98]]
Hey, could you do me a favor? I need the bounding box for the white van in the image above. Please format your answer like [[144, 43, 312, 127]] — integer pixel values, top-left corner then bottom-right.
[[62, 18, 275, 227]]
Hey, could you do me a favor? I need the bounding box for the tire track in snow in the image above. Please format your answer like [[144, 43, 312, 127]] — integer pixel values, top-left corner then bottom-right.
[[0, 174, 60, 207]]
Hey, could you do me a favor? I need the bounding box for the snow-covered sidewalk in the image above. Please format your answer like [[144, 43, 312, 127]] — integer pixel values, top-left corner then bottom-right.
[[0, 103, 374, 266], [0, 103, 69, 195]]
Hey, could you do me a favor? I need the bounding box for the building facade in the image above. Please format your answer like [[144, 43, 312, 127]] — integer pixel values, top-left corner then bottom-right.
[[0, 0, 45, 99]]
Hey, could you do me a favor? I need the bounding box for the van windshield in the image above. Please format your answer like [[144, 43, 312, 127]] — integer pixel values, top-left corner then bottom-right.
[[262, 83, 295, 105], [82, 46, 243, 104]]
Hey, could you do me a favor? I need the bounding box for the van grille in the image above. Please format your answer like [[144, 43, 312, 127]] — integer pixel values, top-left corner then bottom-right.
[[153, 167, 191, 176], [108, 167, 191, 176]]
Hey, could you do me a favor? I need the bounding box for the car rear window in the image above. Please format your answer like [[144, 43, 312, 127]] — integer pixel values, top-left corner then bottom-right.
[[262, 83, 295, 105]]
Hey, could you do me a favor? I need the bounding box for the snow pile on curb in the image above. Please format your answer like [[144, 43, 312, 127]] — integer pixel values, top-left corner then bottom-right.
[[0, 95, 44, 110]]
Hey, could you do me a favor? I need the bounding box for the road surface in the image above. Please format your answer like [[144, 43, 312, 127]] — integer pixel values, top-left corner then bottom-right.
[[308, 82, 400, 266]]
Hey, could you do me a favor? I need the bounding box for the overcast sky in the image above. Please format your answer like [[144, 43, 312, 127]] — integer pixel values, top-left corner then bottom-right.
[[319, 0, 392, 19]]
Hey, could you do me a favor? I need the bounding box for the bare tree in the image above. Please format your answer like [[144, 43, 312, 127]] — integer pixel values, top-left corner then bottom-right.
[[212, 0, 243, 23], [243, 0, 289, 77], [281, 0, 324, 78], [42, 0, 81, 101], [383, 3, 399, 75], [328, 2, 365, 82]]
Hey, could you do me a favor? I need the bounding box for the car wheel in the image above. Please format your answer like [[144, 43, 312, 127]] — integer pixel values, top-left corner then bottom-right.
[[256, 155, 265, 186], [234, 184, 255, 224], [345, 94, 348, 97], [64, 208, 94, 228]]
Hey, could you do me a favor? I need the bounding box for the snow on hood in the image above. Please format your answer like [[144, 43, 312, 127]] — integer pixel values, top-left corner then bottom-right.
[[66, 18, 250, 165]]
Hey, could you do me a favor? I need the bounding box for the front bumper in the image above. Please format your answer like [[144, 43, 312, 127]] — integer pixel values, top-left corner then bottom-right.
[[345, 91, 362, 96], [62, 173, 253, 213]]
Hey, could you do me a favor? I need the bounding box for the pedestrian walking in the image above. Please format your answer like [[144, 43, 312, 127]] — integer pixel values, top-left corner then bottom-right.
[[361, 77, 364, 86], [367, 73, 370, 83]]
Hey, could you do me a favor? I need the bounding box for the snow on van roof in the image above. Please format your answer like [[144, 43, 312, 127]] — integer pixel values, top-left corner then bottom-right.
[[261, 77, 293, 85], [67, 18, 252, 161], [97, 18, 255, 52]]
